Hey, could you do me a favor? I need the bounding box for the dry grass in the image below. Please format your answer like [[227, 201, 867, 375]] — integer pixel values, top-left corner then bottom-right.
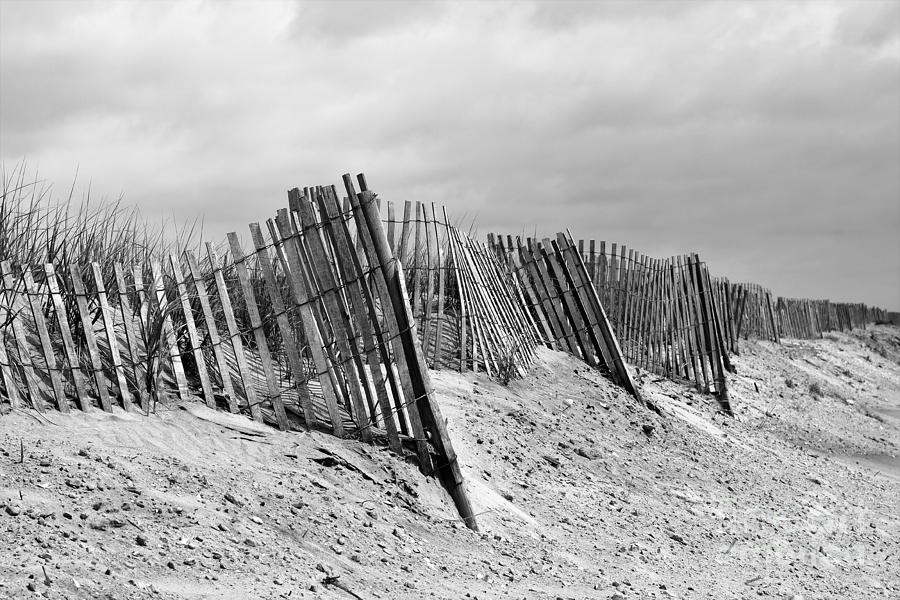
[[1, 162, 203, 271]]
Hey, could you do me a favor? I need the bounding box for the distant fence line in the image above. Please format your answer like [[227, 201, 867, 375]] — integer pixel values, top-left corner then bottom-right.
[[556, 241, 732, 407]]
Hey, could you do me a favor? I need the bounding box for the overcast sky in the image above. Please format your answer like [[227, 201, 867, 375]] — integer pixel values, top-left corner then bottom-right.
[[1, 0, 898, 309]]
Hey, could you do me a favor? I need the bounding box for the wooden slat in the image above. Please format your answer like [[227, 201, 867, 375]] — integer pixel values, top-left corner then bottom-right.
[[508, 246, 554, 349], [169, 256, 215, 408], [497, 233, 545, 353], [472, 237, 535, 365], [68, 264, 112, 411], [555, 235, 617, 373], [386, 200, 396, 254], [679, 256, 708, 391], [693, 255, 730, 409], [522, 239, 577, 354], [288, 206, 356, 413], [150, 261, 189, 401], [226, 233, 289, 430], [466, 238, 516, 365], [21, 268, 67, 411], [343, 179, 433, 471], [431, 204, 446, 369], [318, 187, 404, 447], [539, 239, 595, 366], [0, 261, 42, 410], [398, 200, 413, 267], [421, 202, 435, 354], [442, 210, 468, 370], [293, 192, 374, 440], [274, 208, 345, 436], [460, 236, 506, 372], [0, 286, 21, 409], [311, 187, 380, 422], [486, 241, 540, 362], [412, 201, 423, 328], [113, 263, 149, 412], [205, 244, 261, 420], [184, 254, 237, 412], [250, 223, 318, 428], [91, 263, 132, 410], [454, 228, 495, 373], [350, 175, 475, 530], [45, 264, 92, 410]]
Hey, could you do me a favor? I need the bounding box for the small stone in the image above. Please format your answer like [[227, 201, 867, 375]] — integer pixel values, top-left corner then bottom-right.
[[641, 423, 655, 436], [224, 492, 243, 507], [135, 535, 148, 547]]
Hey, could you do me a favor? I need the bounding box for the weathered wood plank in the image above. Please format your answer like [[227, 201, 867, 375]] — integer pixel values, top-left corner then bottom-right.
[[184, 254, 237, 412], [91, 263, 132, 409], [0, 261, 43, 410], [113, 263, 149, 412], [250, 223, 317, 429], [274, 207, 344, 436], [318, 187, 404, 447], [226, 233, 289, 430], [349, 174, 475, 530], [150, 261, 189, 401], [169, 256, 215, 408], [343, 179, 433, 471], [205, 244, 261, 419], [292, 192, 373, 440], [46, 264, 92, 410], [68, 264, 112, 411]]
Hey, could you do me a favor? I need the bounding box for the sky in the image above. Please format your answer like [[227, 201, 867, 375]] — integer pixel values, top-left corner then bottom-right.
[[1, 0, 898, 309]]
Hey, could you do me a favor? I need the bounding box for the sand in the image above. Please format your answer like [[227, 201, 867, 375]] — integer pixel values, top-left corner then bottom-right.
[[1, 326, 898, 599]]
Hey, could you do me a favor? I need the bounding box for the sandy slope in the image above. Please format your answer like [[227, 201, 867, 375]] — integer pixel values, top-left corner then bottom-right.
[[1, 326, 898, 599]]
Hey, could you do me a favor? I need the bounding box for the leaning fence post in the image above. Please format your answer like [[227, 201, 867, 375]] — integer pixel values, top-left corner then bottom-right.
[[348, 174, 478, 532]]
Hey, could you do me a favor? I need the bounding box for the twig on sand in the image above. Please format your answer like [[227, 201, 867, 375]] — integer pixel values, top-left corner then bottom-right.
[[323, 576, 366, 600], [126, 517, 145, 532]]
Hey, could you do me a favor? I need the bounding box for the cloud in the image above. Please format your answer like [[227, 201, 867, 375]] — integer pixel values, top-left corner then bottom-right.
[[289, 0, 444, 41], [1, 0, 898, 308], [834, 1, 900, 50]]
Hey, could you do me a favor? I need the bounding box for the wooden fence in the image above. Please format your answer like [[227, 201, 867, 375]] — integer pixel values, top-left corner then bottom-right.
[[707, 281, 887, 342], [379, 200, 539, 378], [549, 240, 732, 407], [487, 234, 642, 401], [774, 298, 887, 340], [0, 174, 480, 529], [1, 169, 893, 520], [719, 281, 780, 345]]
